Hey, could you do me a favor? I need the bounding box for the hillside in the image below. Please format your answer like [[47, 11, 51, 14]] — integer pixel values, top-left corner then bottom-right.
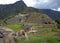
[[3, 7, 56, 28], [0, 0, 60, 24], [0, 0, 27, 19], [3, 8, 60, 43], [39, 9, 60, 22], [0, 0, 59, 28]]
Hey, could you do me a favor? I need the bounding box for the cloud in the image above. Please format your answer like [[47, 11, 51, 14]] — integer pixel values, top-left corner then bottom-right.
[[0, 0, 19, 4], [23, 0, 60, 11], [52, 7, 60, 11], [34, 0, 60, 9], [23, 0, 37, 6], [0, 0, 59, 10], [57, 8, 60, 11]]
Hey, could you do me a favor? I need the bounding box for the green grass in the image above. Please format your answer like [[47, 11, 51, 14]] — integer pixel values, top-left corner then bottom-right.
[[4, 23, 60, 43], [4, 23, 49, 31], [46, 37, 60, 43], [16, 33, 46, 43], [4, 23, 23, 32], [15, 33, 60, 43], [57, 24, 60, 30]]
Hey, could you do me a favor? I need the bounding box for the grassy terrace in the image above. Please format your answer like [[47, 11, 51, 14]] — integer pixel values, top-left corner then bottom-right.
[[16, 32, 60, 43], [4, 23, 60, 43], [4, 23, 23, 32]]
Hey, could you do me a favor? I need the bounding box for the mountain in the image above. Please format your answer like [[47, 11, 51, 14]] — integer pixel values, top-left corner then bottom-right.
[[0, 0, 60, 23], [0, 0, 59, 28], [39, 9, 60, 22], [0, 0, 27, 19], [22, 7, 60, 23], [3, 7, 57, 28]]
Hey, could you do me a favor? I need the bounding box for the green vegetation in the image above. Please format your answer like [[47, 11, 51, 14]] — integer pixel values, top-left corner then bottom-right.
[[21, 7, 38, 14], [15, 33, 60, 43], [4, 23, 53, 31], [1, 6, 60, 43], [4, 23, 60, 43], [4, 23, 24, 32], [55, 20, 60, 29], [57, 24, 60, 30], [46, 37, 60, 43]]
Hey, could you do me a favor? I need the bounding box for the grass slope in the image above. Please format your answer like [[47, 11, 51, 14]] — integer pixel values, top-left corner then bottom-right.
[[4, 23, 60, 43]]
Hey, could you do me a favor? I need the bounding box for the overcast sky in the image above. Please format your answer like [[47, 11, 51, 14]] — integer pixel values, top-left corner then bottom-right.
[[0, 0, 60, 11]]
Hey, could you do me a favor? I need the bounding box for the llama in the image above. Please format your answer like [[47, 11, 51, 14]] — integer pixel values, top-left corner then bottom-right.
[[16, 29, 29, 40]]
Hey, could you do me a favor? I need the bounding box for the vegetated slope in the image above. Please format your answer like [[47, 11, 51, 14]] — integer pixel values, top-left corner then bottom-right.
[[22, 7, 55, 24], [4, 7, 57, 28], [39, 9, 60, 22], [0, 0, 27, 20]]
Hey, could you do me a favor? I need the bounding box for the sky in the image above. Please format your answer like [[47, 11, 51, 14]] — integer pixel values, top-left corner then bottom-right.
[[0, 0, 60, 11]]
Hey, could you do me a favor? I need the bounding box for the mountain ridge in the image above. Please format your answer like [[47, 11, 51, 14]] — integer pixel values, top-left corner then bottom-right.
[[0, 0, 27, 19]]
